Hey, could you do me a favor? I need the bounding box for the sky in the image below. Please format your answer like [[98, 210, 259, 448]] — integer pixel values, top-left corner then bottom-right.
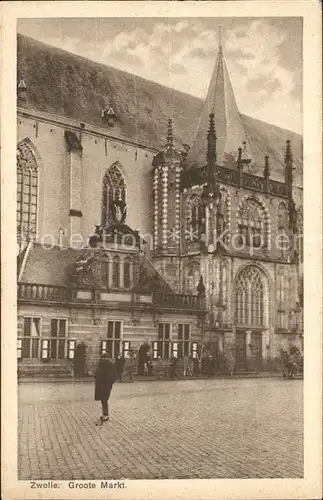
[[17, 17, 303, 134]]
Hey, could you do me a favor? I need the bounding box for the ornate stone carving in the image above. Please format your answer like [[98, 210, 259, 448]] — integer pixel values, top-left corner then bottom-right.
[[92, 307, 100, 325], [69, 311, 78, 324]]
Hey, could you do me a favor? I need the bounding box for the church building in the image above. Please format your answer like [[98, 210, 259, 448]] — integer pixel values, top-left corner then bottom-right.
[[16, 33, 303, 376]]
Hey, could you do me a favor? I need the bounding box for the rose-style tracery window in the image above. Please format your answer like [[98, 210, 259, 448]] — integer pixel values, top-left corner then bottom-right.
[[102, 163, 126, 226], [235, 266, 266, 327], [17, 141, 39, 246]]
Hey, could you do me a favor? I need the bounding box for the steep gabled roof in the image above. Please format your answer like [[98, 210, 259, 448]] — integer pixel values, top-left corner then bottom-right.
[[17, 243, 175, 294], [187, 45, 246, 168], [17, 34, 303, 186], [18, 243, 80, 286]]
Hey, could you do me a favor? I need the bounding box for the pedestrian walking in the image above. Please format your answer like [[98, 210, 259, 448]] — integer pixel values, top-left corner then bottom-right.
[[94, 353, 116, 425]]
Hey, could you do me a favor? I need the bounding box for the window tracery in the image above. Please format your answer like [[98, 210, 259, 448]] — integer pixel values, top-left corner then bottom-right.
[[186, 195, 204, 242], [17, 141, 39, 246], [102, 163, 126, 226], [186, 262, 200, 294], [277, 202, 288, 231], [237, 198, 268, 248], [235, 266, 266, 327]]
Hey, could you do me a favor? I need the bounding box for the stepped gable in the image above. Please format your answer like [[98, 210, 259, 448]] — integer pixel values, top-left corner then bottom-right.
[[17, 34, 302, 185]]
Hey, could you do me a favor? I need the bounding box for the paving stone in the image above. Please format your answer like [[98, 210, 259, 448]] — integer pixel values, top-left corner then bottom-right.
[[18, 378, 303, 480]]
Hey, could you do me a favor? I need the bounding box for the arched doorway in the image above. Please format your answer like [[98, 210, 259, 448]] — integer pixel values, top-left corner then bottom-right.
[[234, 265, 268, 372]]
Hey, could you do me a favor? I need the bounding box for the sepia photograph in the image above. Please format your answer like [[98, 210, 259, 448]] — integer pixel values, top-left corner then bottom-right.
[[16, 14, 305, 480], [1, 2, 322, 499]]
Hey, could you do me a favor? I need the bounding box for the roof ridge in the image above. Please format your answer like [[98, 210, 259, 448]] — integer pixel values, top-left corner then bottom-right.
[[17, 33, 203, 105], [17, 33, 303, 139]]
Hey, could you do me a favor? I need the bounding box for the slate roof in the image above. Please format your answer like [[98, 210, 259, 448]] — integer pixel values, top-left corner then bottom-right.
[[18, 243, 80, 286], [17, 242, 174, 294], [17, 34, 303, 186]]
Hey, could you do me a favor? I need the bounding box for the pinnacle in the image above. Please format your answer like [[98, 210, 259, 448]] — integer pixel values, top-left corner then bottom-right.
[[166, 118, 173, 147]]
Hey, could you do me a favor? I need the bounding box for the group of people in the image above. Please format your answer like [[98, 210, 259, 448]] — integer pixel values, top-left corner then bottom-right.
[[282, 348, 303, 379], [114, 351, 218, 380], [114, 351, 136, 382]]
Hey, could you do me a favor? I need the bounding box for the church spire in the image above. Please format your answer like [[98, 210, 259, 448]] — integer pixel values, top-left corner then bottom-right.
[[187, 27, 246, 169]]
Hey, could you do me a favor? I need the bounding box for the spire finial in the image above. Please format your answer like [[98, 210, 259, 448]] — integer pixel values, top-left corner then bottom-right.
[[218, 25, 222, 52], [241, 140, 252, 163], [208, 112, 216, 137], [207, 113, 217, 190], [166, 118, 173, 147], [207, 113, 216, 164], [285, 139, 292, 163], [284, 139, 294, 188], [264, 155, 270, 178]]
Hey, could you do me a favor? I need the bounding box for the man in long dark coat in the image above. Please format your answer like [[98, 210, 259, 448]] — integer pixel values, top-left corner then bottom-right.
[[95, 353, 116, 424]]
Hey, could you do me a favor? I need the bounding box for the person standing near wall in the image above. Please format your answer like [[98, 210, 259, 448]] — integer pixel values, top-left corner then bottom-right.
[[115, 353, 125, 382], [124, 351, 135, 382], [183, 355, 189, 377], [94, 353, 116, 425]]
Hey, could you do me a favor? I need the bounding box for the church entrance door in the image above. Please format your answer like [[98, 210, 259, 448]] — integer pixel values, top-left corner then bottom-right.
[[251, 331, 263, 372], [235, 331, 247, 372]]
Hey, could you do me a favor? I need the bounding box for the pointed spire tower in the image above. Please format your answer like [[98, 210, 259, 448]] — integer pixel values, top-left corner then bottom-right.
[[187, 27, 247, 168]]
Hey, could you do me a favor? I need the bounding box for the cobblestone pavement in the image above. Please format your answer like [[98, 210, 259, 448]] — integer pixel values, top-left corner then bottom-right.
[[18, 378, 303, 480]]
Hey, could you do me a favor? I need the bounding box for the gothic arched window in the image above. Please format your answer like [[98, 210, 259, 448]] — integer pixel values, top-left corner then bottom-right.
[[186, 195, 204, 242], [235, 266, 266, 327], [112, 255, 120, 288], [277, 202, 288, 231], [276, 268, 287, 329], [17, 141, 39, 246], [102, 163, 126, 226], [237, 198, 267, 248], [277, 202, 289, 256], [123, 257, 132, 289], [186, 262, 200, 294]]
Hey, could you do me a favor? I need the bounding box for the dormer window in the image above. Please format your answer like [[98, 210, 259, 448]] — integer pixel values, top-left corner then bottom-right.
[[101, 107, 116, 127], [17, 79, 27, 104]]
